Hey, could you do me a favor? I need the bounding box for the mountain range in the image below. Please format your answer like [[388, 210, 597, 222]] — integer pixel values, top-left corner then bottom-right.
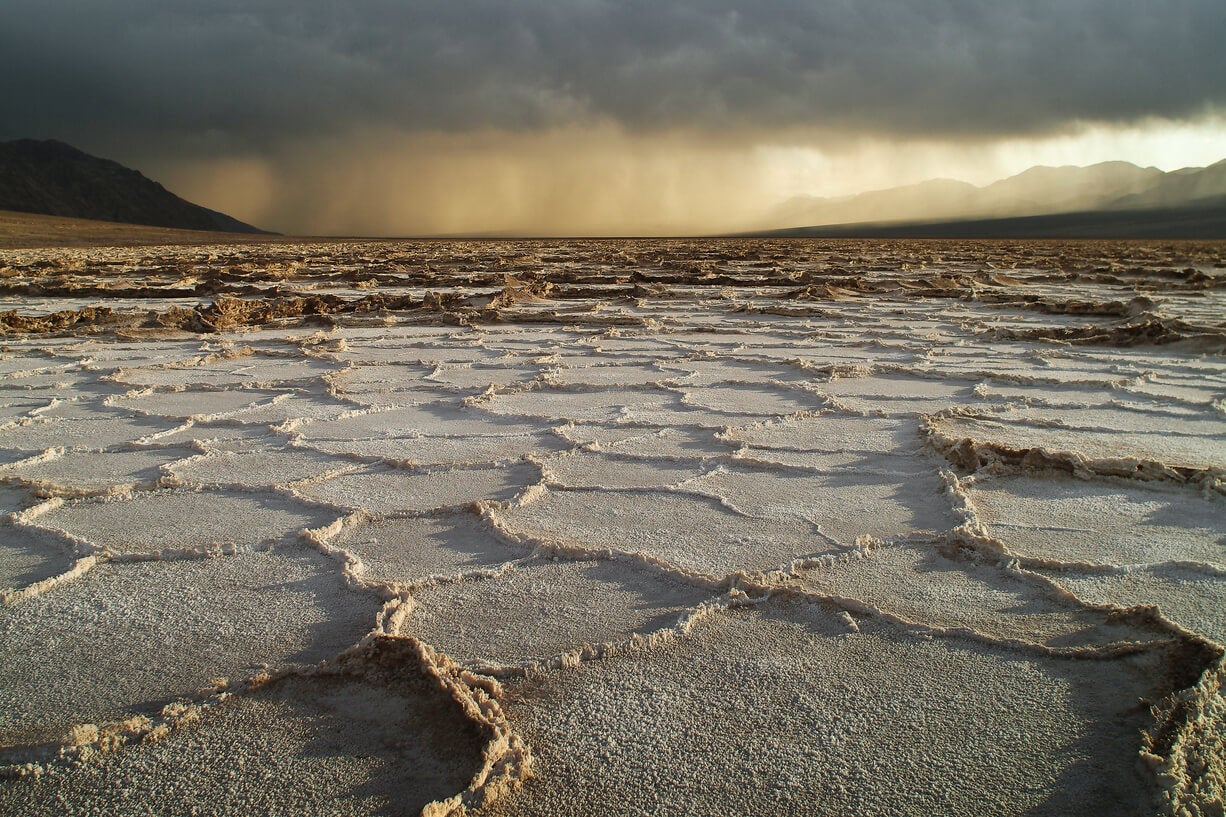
[[1, 138, 1221, 240], [763, 159, 1226, 237], [0, 139, 269, 234]]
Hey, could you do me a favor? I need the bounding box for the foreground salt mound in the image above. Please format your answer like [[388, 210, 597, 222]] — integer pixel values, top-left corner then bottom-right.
[[0, 548, 380, 747], [0, 639, 489, 817], [481, 598, 1168, 817]]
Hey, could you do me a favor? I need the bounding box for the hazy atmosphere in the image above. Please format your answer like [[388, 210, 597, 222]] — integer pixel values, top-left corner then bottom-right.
[[2, 1, 1224, 233]]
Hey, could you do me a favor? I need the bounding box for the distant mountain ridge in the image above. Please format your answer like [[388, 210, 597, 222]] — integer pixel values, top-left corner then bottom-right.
[[767, 159, 1226, 232], [0, 139, 270, 234], [751, 196, 1226, 240]]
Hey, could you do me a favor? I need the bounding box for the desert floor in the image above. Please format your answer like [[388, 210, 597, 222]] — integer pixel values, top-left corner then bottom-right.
[[0, 238, 1223, 816]]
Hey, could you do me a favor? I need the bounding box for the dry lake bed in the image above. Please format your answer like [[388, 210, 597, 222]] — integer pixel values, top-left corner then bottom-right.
[[0, 238, 1223, 816]]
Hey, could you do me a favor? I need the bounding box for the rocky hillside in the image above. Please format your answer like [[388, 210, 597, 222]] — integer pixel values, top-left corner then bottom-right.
[[0, 139, 270, 234]]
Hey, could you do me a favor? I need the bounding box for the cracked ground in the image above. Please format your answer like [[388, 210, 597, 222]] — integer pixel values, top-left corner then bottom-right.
[[0, 238, 1223, 816]]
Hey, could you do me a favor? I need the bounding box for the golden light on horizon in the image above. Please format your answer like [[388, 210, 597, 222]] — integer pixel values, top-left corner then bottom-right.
[[150, 112, 1226, 237]]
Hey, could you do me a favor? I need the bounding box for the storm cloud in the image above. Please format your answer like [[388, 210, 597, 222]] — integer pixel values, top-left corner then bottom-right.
[[1, 1, 1222, 234], [3, 0, 1223, 151]]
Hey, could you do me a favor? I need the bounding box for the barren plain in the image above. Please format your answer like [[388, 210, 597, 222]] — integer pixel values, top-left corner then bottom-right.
[[0, 237, 1222, 816]]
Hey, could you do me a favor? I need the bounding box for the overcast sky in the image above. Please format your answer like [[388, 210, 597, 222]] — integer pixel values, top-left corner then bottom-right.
[[2, 0, 1223, 234]]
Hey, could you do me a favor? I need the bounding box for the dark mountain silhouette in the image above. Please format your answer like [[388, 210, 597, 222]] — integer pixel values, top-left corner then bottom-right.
[[0, 139, 271, 234], [765, 160, 1226, 236]]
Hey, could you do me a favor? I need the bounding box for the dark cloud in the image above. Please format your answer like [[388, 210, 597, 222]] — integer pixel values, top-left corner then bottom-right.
[[2, 0, 1223, 156]]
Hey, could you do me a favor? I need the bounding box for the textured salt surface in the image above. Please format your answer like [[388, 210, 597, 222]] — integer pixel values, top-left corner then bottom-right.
[[681, 462, 956, 535], [170, 445, 355, 488], [0, 641, 486, 817], [499, 488, 832, 577], [32, 489, 338, 557], [108, 387, 282, 418], [325, 512, 525, 586], [404, 558, 710, 670], [0, 239, 1223, 817], [296, 462, 538, 514], [4, 447, 190, 495], [0, 524, 74, 597], [482, 601, 1165, 817], [0, 548, 380, 746], [0, 416, 176, 453], [1037, 567, 1226, 645], [968, 475, 1225, 568], [797, 540, 1173, 649], [540, 451, 703, 489]]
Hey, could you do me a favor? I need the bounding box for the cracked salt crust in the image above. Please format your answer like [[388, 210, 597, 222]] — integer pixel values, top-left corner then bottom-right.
[[539, 451, 703, 490], [326, 511, 524, 586], [0, 643, 485, 817], [170, 445, 355, 488], [4, 447, 190, 495], [297, 463, 539, 514], [481, 601, 1165, 817], [0, 238, 1222, 816], [969, 475, 1225, 568], [0, 524, 75, 598], [403, 558, 710, 670], [797, 539, 1174, 649], [0, 548, 381, 747], [33, 489, 339, 556], [497, 488, 841, 577]]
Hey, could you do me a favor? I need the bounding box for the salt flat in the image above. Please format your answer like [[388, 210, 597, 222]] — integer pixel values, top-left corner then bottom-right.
[[0, 238, 1222, 816]]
